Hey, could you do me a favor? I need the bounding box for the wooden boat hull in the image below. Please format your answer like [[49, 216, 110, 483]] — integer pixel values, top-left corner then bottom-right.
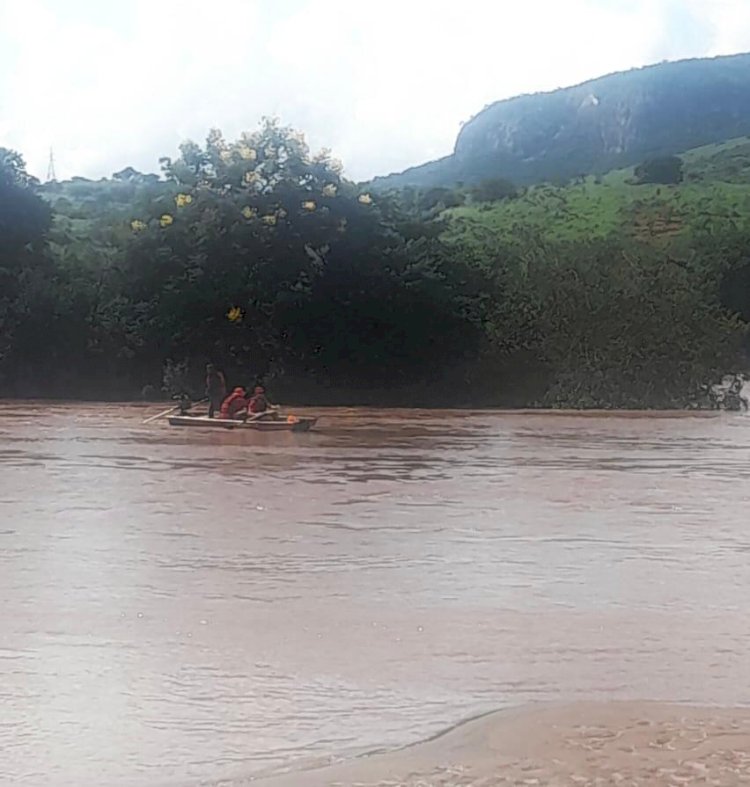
[[167, 415, 317, 432]]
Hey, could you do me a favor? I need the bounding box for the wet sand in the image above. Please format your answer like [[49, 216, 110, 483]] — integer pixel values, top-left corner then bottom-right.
[[255, 702, 750, 786]]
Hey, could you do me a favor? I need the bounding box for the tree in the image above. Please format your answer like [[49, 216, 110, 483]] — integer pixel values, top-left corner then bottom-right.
[[417, 187, 464, 212], [470, 177, 517, 203], [0, 149, 55, 393], [118, 118, 481, 392], [3, 116, 747, 407], [469, 236, 746, 408], [0, 148, 51, 259], [634, 155, 684, 185]]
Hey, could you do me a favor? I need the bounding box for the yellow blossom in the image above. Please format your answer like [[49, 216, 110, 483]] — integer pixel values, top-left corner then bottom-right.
[[219, 150, 232, 163], [358, 193, 373, 205], [227, 306, 243, 323], [238, 145, 257, 160], [262, 214, 277, 226], [302, 200, 316, 211], [130, 219, 146, 232], [322, 183, 337, 198], [244, 171, 260, 185], [175, 193, 193, 208], [159, 214, 174, 227], [241, 206, 256, 219]]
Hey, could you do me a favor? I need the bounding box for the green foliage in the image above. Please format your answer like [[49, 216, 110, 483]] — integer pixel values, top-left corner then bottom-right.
[[0, 148, 51, 258], [2, 123, 750, 407], [0, 149, 55, 390], [513, 242, 742, 408], [634, 156, 684, 185], [443, 146, 750, 250], [80, 119, 482, 394], [1, 223, 125, 397], [417, 187, 465, 211], [470, 178, 517, 203]]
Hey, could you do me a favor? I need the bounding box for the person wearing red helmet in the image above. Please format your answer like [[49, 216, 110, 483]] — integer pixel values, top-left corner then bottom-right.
[[219, 387, 248, 420]]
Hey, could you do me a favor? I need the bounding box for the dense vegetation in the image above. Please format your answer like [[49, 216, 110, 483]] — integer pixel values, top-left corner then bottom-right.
[[1, 118, 749, 408], [373, 53, 750, 190]]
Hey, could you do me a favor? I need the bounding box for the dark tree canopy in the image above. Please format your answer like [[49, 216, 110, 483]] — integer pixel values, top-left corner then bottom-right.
[[0, 148, 51, 258], [634, 156, 684, 185], [470, 177, 518, 202]]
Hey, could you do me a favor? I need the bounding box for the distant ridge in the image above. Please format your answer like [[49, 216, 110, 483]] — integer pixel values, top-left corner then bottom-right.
[[371, 53, 750, 190]]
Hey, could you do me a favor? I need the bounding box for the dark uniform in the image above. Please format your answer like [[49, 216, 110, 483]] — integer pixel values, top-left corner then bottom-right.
[[206, 365, 226, 418]]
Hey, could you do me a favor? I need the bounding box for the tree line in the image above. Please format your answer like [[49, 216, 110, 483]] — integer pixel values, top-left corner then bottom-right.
[[1, 120, 748, 407]]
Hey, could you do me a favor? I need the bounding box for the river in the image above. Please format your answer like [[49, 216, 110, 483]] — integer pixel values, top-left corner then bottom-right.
[[1, 403, 749, 786]]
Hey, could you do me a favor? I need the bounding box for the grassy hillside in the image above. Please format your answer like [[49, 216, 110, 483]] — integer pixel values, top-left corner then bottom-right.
[[40, 172, 170, 269], [442, 137, 750, 250]]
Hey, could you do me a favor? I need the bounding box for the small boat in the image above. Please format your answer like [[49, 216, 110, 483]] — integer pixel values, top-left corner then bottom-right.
[[167, 414, 317, 432]]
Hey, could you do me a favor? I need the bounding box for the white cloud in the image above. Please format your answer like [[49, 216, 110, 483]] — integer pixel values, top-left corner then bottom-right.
[[695, 0, 750, 54], [0, 0, 748, 182]]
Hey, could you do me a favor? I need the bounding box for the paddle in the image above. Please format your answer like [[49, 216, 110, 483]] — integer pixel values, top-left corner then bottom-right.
[[245, 405, 280, 422], [142, 405, 180, 424], [142, 397, 207, 424]]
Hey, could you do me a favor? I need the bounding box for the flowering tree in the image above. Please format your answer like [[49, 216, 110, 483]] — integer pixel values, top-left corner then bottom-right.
[[120, 118, 440, 387]]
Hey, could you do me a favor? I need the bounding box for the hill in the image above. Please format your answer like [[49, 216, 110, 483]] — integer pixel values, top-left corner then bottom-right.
[[442, 137, 750, 251], [372, 53, 750, 190]]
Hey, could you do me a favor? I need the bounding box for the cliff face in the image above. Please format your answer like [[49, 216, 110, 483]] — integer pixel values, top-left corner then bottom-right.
[[371, 53, 750, 190]]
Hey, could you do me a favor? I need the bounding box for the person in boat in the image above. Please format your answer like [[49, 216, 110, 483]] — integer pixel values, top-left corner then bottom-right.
[[205, 364, 227, 419], [246, 385, 277, 419], [219, 386, 248, 420], [173, 392, 192, 415]]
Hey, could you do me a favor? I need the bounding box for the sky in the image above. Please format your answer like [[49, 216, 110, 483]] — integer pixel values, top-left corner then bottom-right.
[[2, 0, 750, 182]]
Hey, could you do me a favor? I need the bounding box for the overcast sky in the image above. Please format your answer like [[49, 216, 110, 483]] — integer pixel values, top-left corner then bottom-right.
[[2, 0, 750, 182]]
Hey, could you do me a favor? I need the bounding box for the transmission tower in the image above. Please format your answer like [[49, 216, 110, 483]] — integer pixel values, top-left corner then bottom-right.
[[46, 147, 57, 182]]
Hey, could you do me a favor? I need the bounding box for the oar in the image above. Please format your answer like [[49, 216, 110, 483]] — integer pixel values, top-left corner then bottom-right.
[[142, 398, 207, 424], [142, 405, 180, 424], [245, 405, 280, 422]]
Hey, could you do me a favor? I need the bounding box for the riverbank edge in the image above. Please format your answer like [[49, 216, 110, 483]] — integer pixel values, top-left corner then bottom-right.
[[0, 398, 730, 417], [249, 701, 750, 786]]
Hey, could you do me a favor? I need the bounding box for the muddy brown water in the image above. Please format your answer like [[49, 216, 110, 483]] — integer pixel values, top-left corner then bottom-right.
[[1, 403, 750, 785]]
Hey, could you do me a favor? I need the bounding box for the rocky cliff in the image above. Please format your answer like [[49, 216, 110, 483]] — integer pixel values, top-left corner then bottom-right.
[[371, 53, 750, 190]]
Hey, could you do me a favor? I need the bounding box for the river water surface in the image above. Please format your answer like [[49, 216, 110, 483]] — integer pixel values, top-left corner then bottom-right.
[[2, 403, 750, 786]]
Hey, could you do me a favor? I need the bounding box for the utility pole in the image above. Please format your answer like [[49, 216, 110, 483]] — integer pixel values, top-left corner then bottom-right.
[[46, 147, 57, 182]]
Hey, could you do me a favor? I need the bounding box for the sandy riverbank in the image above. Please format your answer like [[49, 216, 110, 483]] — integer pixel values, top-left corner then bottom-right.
[[252, 702, 750, 786]]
